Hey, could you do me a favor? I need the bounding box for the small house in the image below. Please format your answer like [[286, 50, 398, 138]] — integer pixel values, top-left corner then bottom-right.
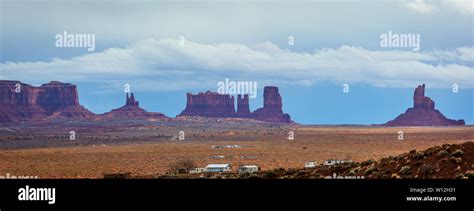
[[189, 168, 205, 174], [237, 165, 260, 174], [324, 159, 352, 166], [304, 161, 317, 168], [205, 164, 232, 172]]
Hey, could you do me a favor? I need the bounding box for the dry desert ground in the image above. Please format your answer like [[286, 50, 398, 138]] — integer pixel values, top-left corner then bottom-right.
[[0, 124, 473, 178]]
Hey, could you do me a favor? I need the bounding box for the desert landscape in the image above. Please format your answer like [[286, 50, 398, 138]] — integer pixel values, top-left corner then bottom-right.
[[0, 80, 473, 179], [0, 122, 472, 178], [1, 2, 473, 209]]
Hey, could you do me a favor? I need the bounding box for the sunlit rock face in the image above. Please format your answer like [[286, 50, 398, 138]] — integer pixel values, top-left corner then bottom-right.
[[0, 80, 95, 122]]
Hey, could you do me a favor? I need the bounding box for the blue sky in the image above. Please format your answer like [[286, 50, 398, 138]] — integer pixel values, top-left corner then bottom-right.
[[0, 0, 473, 124]]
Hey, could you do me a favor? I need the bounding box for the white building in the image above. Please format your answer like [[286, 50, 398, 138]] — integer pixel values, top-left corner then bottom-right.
[[237, 165, 260, 174], [205, 164, 232, 172], [189, 168, 205, 174], [304, 161, 317, 168], [324, 159, 352, 166]]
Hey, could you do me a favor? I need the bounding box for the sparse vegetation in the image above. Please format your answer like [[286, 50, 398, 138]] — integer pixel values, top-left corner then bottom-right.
[[168, 159, 196, 174], [465, 171, 474, 179], [103, 172, 131, 179], [361, 160, 376, 166], [450, 149, 464, 157], [263, 171, 277, 179], [449, 156, 463, 164], [414, 152, 425, 160], [419, 164, 434, 176], [364, 166, 376, 175], [1, 126, 472, 179], [437, 150, 449, 157], [399, 166, 412, 175], [413, 161, 423, 166]]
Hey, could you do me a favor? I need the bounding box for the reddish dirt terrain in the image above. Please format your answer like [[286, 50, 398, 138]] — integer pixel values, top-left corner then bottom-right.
[[0, 125, 472, 178], [219, 141, 473, 179]]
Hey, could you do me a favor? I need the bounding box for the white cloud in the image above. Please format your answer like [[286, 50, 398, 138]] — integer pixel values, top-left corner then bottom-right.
[[406, 0, 439, 14], [1, 39, 473, 91], [442, 0, 474, 15], [429, 47, 474, 61], [405, 0, 474, 15]]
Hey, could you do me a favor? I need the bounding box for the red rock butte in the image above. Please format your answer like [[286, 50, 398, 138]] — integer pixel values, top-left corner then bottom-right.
[[101, 92, 168, 120], [383, 84, 465, 126], [179, 91, 236, 117], [0, 80, 94, 122], [236, 94, 251, 117], [178, 86, 293, 123], [251, 86, 292, 123]]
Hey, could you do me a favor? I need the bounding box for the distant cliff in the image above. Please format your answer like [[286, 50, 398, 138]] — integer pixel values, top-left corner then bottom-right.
[[179, 91, 236, 117], [0, 80, 94, 122], [178, 86, 293, 123], [251, 86, 292, 123], [383, 84, 465, 126], [101, 92, 168, 120]]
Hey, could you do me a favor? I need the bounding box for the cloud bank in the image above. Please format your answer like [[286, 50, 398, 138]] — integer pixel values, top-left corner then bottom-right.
[[405, 0, 474, 15], [1, 39, 473, 91]]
